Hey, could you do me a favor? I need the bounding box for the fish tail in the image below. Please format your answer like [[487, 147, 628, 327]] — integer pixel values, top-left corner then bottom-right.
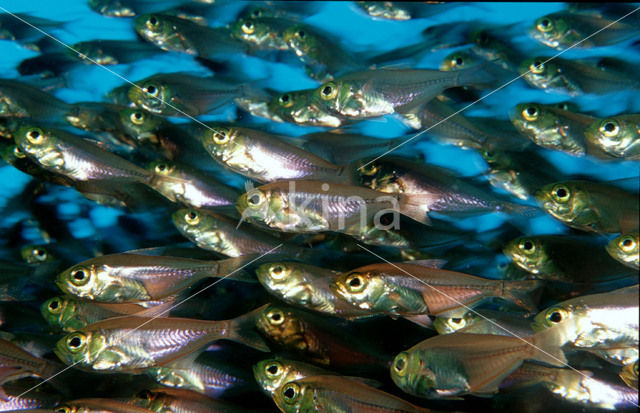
[[500, 279, 543, 312], [215, 256, 258, 283], [500, 202, 541, 217], [528, 326, 568, 367], [226, 305, 270, 352], [398, 193, 439, 225]]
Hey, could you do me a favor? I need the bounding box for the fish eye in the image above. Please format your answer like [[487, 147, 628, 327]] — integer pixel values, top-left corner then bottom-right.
[[518, 239, 536, 254], [251, 7, 264, 18], [46, 297, 63, 314], [265, 361, 282, 377], [551, 184, 570, 202], [278, 93, 293, 108], [620, 236, 637, 252], [319, 82, 338, 100], [360, 163, 378, 176], [70, 267, 90, 286], [599, 120, 620, 138], [32, 247, 48, 261], [241, 20, 255, 34], [267, 309, 285, 325], [154, 162, 170, 174], [296, 30, 305, 39], [545, 308, 567, 325], [345, 273, 365, 293], [530, 61, 545, 74], [130, 111, 145, 125], [536, 17, 554, 32], [25, 128, 44, 145], [269, 264, 286, 280], [483, 150, 495, 160], [144, 84, 159, 98], [184, 210, 200, 225], [393, 352, 408, 376], [66, 332, 87, 352], [246, 190, 266, 207], [522, 105, 538, 121], [212, 130, 230, 145], [450, 317, 465, 326], [56, 406, 72, 413], [13, 146, 26, 158], [282, 382, 300, 403], [147, 15, 159, 27], [451, 55, 465, 67]]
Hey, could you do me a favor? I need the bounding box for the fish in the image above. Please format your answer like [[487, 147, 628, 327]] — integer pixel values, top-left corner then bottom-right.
[[619, 359, 638, 389], [282, 23, 362, 80], [355, 1, 459, 20], [255, 261, 374, 319], [0, 79, 70, 120], [127, 73, 249, 117], [134, 13, 247, 56], [311, 65, 495, 121], [353, 156, 536, 216], [606, 232, 639, 269], [41, 296, 172, 332], [530, 11, 640, 50], [255, 304, 391, 371], [145, 350, 252, 398], [520, 56, 640, 96], [196, 124, 353, 183], [273, 374, 430, 412], [230, 16, 297, 51], [54, 306, 270, 372], [146, 160, 240, 209], [253, 357, 336, 394], [331, 261, 543, 317], [503, 234, 634, 283], [433, 309, 535, 337], [535, 180, 639, 233], [532, 284, 639, 365], [55, 398, 155, 413], [481, 146, 566, 201], [71, 39, 161, 65], [584, 114, 640, 160], [390, 328, 566, 397], [237, 180, 435, 235], [510, 102, 600, 156], [504, 362, 639, 410], [132, 387, 254, 413], [266, 88, 347, 128], [0, 13, 65, 50], [172, 208, 309, 258], [54, 252, 254, 303]]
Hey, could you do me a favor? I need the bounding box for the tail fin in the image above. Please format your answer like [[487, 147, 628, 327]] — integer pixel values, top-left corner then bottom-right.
[[528, 325, 568, 367], [215, 256, 259, 283], [500, 279, 544, 313], [398, 193, 439, 225], [227, 305, 270, 352]]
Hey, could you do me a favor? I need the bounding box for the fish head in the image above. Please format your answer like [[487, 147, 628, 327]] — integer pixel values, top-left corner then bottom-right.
[[237, 186, 273, 224], [255, 262, 297, 289], [56, 262, 100, 300], [253, 358, 289, 393], [391, 350, 437, 396], [503, 236, 548, 274], [331, 270, 384, 311], [20, 244, 51, 264], [283, 24, 316, 57], [535, 182, 592, 227], [441, 50, 480, 71], [14, 125, 62, 168], [606, 232, 639, 267], [585, 117, 638, 157], [532, 303, 577, 336], [172, 208, 215, 241], [520, 58, 560, 90], [511, 102, 557, 144], [89, 0, 135, 17], [128, 79, 168, 114], [530, 15, 569, 49], [119, 107, 162, 138], [256, 305, 307, 350], [433, 314, 471, 335], [54, 329, 102, 368], [200, 124, 243, 162], [274, 379, 306, 412], [41, 296, 69, 330]]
